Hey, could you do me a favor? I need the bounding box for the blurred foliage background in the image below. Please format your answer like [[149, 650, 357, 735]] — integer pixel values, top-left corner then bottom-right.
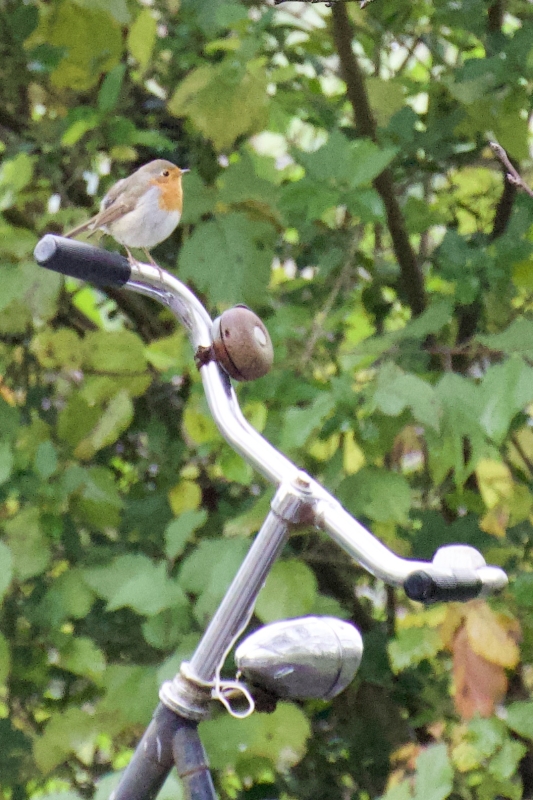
[[1, 0, 533, 798]]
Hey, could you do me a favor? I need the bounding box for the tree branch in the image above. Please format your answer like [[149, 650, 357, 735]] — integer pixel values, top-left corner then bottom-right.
[[489, 142, 533, 199], [330, 3, 426, 317]]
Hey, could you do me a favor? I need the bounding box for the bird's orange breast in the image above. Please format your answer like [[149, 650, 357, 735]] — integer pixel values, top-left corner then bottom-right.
[[152, 172, 184, 213]]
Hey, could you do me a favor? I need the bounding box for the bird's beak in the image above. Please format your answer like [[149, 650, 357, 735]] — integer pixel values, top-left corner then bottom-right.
[[181, 168, 190, 174]]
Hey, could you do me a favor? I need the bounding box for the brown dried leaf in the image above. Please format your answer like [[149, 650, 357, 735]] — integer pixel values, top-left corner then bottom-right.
[[452, 624, 507, 720]]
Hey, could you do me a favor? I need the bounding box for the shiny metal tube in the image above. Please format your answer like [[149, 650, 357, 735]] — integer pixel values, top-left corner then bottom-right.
[[128, 265, 297, 486], [125, 262, 508, 595]]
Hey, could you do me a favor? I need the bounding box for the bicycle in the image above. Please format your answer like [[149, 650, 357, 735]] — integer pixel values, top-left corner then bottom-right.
[[34, 234, 508, 800]]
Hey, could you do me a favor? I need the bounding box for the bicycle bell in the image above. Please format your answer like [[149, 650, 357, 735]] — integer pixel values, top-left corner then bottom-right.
[[211, 305, 273, 381]]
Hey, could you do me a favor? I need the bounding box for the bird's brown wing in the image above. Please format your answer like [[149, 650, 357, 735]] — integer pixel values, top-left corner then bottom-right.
[[65, 177, 144, 238]]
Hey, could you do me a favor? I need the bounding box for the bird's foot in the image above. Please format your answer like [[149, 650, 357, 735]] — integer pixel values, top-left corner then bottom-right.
[[143, 249, 165, 283]]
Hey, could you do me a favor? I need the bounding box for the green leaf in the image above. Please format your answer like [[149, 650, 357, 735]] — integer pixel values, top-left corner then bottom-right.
[[71, 466, 123, 530], [35, 568, 95, 627], [83, 330, 147, 374], [178, 539, 249, 622], [338, 467, 412, 524], [479, 357, 533, 444], [0, 542, 13, 603], [84, 554, 187, 615], [467, 717, 507, 758], [373, 363, 441, 430], [3, 507, 51, 580], [0, 441, 13, 485], [165, 509, 207, 560], [72, 0, 130, 24], [75, 390, 134, 460], [178, 213, 275, 305], [219, 449, 253, 485], [381, 781, 413, 800], [0, 153, 35, 211], [200, 702, 311, 771], [97, 63, 126, 113], [61, 107, 99, 146], [33, 1, 123, 91], [33, 708, 102, 774], [217, 152, 280, 212], [58, 637, 106, 682], [168, 58, 268, 151], [510, 573, 533, 608], [426, 373, 487, 485], [388, 627, 442, 674], [145, 331, 186, 372], [32, 328, 83, 369], [280, 393, 335, 452], [142, 605, 193, 650], [505, 701, 533, 740], [58, 394, 102, 449], [0, 633, 10, 686], [414, 743, 453, 800], [488, 738, 527, 781], [179, 171, 217, 225], [297, 131, 396, 188], [98, 664, 159, 725], [34, 440, 58, 480], [478, 318, 533, 359], [223, 491, 273, 538], [255, 560, 318, 623], [127, 8, 157, 71]]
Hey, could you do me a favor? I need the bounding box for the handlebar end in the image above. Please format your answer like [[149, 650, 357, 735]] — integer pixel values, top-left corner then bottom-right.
[[404, 570, 482, 604], [34, 235, 131, 287]]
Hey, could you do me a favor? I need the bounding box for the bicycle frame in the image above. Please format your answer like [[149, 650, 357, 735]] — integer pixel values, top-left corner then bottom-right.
[[34, 236, 508, 800]]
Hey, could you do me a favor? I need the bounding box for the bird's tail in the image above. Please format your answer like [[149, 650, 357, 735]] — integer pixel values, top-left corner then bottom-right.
[[64, 219, 97, 238]]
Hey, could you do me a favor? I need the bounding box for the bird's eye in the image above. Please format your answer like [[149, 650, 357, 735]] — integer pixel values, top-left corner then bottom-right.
[[161, 169, 170, 177]]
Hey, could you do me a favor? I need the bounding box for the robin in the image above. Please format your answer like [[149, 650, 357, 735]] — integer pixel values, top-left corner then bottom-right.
[[65, 159, 189, 265]]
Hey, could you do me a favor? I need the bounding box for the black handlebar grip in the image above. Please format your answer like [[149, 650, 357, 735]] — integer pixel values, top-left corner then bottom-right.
[[404, 571, 482, 604], [34, 235, 131, 287]]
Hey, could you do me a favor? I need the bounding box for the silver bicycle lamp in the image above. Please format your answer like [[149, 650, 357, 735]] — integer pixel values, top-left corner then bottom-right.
[[235, 616, 363, 701]]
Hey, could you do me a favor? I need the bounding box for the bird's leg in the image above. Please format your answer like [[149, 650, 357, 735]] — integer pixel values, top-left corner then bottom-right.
[[143, 248, 164, 283], [125, 247, 140, 266]]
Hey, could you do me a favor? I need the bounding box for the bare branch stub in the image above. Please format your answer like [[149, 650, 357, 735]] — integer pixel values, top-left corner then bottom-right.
[[489, 141, 533, 199]]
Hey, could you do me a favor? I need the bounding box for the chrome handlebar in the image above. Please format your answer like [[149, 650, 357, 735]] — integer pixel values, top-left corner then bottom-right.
[[34, 235, 508, 600]]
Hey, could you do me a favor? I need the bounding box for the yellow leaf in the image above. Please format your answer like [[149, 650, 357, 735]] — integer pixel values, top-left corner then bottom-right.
[[512, 257, 533, 291], [168, 480, 202, 516], [465, 600, 520, 668], [475, 458, 513, 509], [397, 605, 447, 630], [308, 433, 340, 461], [127, 8, 157, 71], [479, 505, 509, 538], [343, 430, 365, 475], [451, 740, 481, 772], [509, 484, 533, 526], [243, 401, 268, 433], [182, 404, 218, 445], [440, 604, 465, 649]]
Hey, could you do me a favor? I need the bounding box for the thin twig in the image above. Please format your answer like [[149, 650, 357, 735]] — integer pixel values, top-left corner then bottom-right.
[[489, 142, 533, 199]]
